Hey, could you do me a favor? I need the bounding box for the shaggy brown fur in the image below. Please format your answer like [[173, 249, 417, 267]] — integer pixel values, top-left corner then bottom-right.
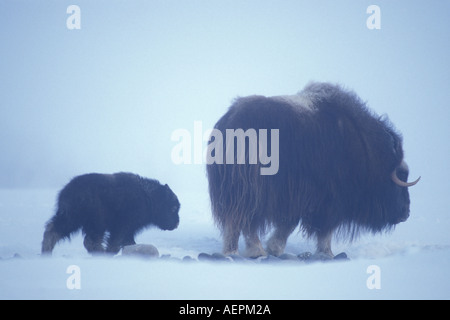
[[42, 172, 180, 255], [207, 82, 417, 258]]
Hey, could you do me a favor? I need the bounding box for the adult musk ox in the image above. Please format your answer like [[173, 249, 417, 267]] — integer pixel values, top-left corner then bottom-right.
[[206, 82, 420, 258], [41, 172, 180, 255]]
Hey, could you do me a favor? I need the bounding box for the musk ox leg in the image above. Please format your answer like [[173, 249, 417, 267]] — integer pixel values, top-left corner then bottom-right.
[[222, 224, 241, 256], [41, 222, 63, 255], [243, 230, 266, 258], [106, 232, 136, 255], [314, 231, 334, 259], [266, 224, 297, 257], [83, 233, 105, 254], [41, 211, 81, 255]]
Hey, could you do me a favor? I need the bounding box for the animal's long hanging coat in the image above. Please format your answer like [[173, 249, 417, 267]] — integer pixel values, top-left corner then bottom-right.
[[206, 82, 419, 258]]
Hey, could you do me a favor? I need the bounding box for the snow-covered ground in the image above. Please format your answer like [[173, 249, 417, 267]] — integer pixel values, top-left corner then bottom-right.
[[1, 188, 449, 300], [1, 0, 449, 302]]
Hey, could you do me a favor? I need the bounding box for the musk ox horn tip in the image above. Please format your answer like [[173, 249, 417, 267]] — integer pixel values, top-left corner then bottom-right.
[[391, 171, 421, 187]]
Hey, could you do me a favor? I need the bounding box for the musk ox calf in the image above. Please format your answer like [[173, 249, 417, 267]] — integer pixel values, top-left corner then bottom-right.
[[41, 172, 180, 255], [206, 82, 420, 258]]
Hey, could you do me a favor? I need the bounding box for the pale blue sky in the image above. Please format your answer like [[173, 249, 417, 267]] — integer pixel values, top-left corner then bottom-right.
[[0, 0, 449, 204]]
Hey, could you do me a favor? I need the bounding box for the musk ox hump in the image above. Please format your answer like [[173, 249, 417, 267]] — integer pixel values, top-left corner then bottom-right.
[[269, 94, 315, 112]]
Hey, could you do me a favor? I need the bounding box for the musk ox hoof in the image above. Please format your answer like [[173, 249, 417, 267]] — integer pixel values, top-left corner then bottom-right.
[[122, 244, 159, 259], [246, 251, 267, 259], [266, 239, 285, 257]]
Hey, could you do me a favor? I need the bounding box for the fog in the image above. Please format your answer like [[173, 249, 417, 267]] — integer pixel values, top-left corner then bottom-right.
[[1, 0, 449, 214], [1, 1, 450, 300]]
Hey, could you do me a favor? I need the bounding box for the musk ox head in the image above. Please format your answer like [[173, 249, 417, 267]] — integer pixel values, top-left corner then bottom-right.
[[388, 161, 420, 224], [149, 183, 180, 231], [206, 82, 420, 258]]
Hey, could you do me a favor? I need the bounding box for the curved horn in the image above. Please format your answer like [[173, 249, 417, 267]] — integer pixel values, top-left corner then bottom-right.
[[391, 171, 421, 187]]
